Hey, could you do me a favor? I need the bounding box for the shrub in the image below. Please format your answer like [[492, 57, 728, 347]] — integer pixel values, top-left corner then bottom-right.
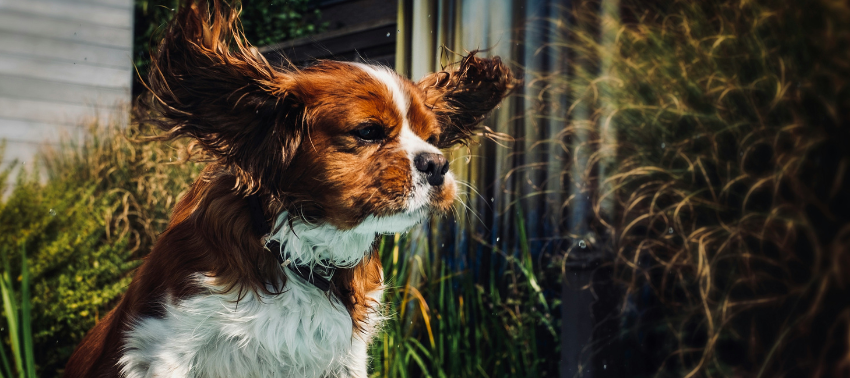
[[0, 122, 202, 376]]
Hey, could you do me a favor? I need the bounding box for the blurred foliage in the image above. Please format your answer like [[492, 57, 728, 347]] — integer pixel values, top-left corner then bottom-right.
[[531, 0, 850, 376], [0, 122, 202, 376], [132, 0, 324, 93]]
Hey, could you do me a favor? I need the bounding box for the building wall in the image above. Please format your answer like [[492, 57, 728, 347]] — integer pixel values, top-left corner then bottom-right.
[[0, 0, 134, 167], [261, 0, 398, 69]]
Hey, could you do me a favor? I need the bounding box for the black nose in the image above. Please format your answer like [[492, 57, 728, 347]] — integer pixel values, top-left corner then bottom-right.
[[414, 152, 449, 186]]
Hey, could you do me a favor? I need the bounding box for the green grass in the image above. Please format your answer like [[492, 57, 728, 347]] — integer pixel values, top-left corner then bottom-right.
[[0, 244, 36, 378], [369, 209, 557, 378]]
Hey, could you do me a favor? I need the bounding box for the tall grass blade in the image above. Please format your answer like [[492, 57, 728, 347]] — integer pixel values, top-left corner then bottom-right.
[[19, 245, 34, 378], [0, 253, 22, 378]]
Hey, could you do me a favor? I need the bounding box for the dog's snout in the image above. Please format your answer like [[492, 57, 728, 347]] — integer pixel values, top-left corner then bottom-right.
[[414, 152, 449, 186]]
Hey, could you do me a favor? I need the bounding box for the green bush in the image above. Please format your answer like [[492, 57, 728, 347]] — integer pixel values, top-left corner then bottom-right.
[[0, 123, 202, 376]]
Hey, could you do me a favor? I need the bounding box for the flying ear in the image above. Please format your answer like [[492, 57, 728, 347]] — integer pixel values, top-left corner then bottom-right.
[[417, 52, 518, 147], [144, 0, 302, 193]]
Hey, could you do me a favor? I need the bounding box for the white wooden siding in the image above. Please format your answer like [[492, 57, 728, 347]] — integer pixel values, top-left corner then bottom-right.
[[0, 0, 133, 168]]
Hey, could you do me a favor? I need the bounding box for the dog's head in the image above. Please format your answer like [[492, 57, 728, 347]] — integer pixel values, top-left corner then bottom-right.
[[148, 1, 516, 235]]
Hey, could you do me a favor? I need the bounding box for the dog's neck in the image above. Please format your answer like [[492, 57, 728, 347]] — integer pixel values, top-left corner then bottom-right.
[[266, 212, 378, 268]]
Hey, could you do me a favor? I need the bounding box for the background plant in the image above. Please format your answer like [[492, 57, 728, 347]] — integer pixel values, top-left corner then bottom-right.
[[0, 122, 202, 376], [0, 243, 37, 378], [368, 210, 557, 378], [533, 0, 850, 376]]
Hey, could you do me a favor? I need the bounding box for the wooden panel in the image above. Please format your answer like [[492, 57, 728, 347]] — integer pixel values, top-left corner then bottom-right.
[[0, 0, 133, 29], [0, 30, 131, 68], [263, 24, 397, 67], [0, 10, 132, 48], [319, 0, 398, 29], [0, 141, 53, 167], [0, 117, 85, 144], [0, 0, 133, 177], [0, 74, 129, 107], [261, 0, 398, 68], [0, 97, 116, 126], [0, 54, 132, 88], [50, 0, 132, 10]]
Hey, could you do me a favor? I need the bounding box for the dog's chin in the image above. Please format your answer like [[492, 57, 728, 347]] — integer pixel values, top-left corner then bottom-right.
[[351, 209, 430, 235]]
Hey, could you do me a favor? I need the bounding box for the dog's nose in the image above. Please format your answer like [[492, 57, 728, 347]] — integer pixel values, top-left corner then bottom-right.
[[414, 152, 449, 186]]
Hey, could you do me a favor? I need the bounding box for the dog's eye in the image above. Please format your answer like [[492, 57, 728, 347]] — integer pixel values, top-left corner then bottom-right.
[[353, 124, 385, 142], [426, 135, 438, 145]]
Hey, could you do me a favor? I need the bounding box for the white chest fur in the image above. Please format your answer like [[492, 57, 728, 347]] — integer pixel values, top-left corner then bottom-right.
[[118, 272, 383, 378]]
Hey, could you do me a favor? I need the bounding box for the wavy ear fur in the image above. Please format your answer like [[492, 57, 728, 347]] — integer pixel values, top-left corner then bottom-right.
[[417, 51, 518, 147], [144, 0, 301, 194]]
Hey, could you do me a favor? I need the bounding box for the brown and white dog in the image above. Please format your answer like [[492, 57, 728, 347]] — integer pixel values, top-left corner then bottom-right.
[[63, 1, 515, 377]]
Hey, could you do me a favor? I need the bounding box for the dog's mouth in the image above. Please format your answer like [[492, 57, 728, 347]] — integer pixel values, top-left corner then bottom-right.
[[267, 173, 455, 267], [350, 170, 457, 235]]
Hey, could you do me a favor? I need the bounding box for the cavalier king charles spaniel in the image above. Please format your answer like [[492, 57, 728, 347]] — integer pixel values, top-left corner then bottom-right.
[[64, 1, 515, 377]]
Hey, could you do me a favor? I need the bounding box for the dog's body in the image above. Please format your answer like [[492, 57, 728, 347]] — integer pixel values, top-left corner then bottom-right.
[[64, 1, 514, 377]]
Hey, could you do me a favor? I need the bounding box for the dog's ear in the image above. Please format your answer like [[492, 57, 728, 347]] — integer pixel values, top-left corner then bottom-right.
[[417, 52, 518, 148], [145, 0, 302, 193]]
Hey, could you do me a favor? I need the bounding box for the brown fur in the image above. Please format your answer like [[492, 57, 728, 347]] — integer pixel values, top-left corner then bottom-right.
[[418, 53, 518, 147], [65, 1, 516, 376]]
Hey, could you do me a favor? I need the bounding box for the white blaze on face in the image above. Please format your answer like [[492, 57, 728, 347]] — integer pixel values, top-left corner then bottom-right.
[[264, 65, 455, 268], [351, 63, 448, 232]]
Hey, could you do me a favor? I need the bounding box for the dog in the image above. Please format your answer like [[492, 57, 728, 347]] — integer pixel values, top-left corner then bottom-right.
[[63, 1, 515, 377]]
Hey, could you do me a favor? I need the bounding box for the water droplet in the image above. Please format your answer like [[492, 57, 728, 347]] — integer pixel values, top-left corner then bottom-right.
[[386, 32, 390, 37], [428, 14, 431, 17], [578, 240, 586, 249], [49, 209, 57, 217], [668, 227, 674, 234], [661, 142, 666, 149], [441, 243, 444, 247], [496, 237, 500, 242], [490, 197, 494, 202], [604, 364, 607, 370]]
